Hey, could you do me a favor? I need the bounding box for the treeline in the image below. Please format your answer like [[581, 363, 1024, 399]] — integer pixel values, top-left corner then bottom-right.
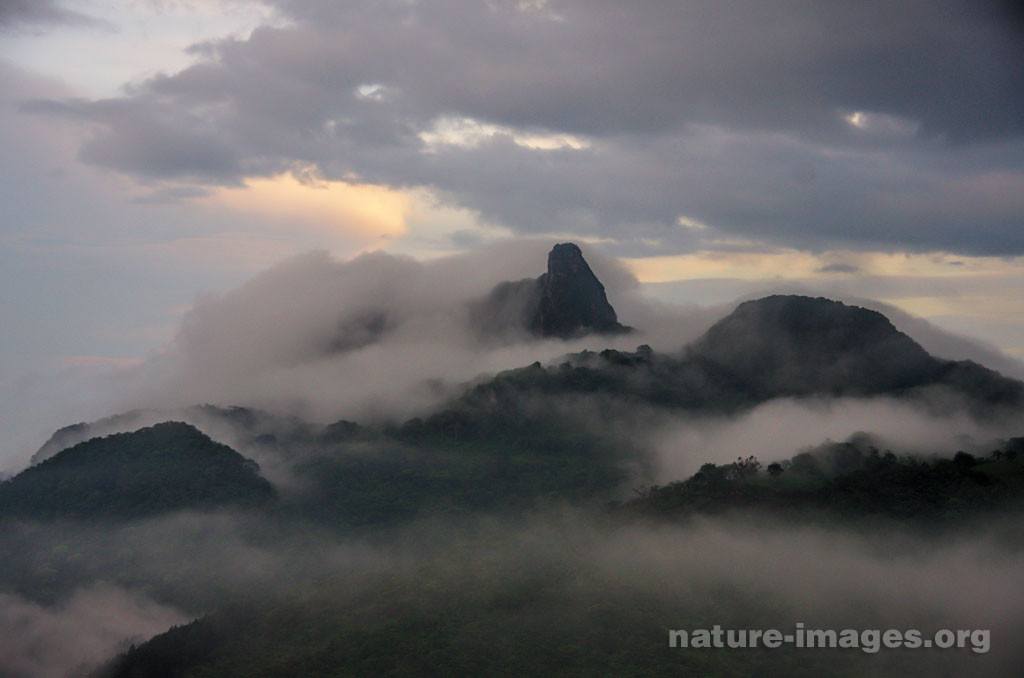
[[625, 437, 1024, 521]]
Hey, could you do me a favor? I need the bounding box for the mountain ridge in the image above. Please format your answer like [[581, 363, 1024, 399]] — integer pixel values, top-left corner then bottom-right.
[[448, 295, 1024, 420], [30, 294, 1024, 468]]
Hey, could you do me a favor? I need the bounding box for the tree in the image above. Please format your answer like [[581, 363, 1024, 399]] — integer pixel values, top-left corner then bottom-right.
[[727, 456, 761, 480], [953, 451, 977, 467]]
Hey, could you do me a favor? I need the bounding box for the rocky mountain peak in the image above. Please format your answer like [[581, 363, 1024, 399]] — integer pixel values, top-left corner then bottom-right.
[[531, 243, 630, 338], [473, 242, 631, 339]]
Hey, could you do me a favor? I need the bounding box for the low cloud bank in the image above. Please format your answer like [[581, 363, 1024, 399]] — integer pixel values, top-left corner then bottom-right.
[[12, 510, 1019, 677], [9, 242, 1024, 485], [651, 394, 1022, 482], [0, 585, 185, 678], [120, 241, 721, 425]]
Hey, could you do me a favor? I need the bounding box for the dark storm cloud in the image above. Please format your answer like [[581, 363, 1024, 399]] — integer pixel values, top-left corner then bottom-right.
[[0, 0, 97, 30], [268, 0, 1024, 140], [24, 0, 1024, 255], [77, 98, 246, 184]]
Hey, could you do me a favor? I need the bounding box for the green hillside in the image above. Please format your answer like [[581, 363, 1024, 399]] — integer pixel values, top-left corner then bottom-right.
[[0, 422, 275, 519]]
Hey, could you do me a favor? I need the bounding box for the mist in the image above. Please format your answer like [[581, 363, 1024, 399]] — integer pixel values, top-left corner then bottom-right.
[[0, 241, 710, 472], [650, 394, 1024, 482], [114, 241, 718, 427], [10, 240, 1024, 488], [0, 585, 185, 678], [4, 508, 1021, 677]]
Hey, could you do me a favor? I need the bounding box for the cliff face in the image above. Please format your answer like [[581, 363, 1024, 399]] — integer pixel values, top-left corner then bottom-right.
[[473, 243, 630, 339], [530, 243, 629, 338]]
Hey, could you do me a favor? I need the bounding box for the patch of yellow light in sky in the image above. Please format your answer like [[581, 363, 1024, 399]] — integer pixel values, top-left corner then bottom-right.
[[879, 295, 1024, 320], [380, 188, 515, 260], [624, 250, 819, 282], [624, 250, 1024, 284], [200, 173, 411, 242]]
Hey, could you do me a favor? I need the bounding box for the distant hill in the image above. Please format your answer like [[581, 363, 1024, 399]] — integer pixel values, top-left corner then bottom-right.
[[30, 404, 313, 466], [686, 295, 1023, 403], [0, 422, 275, 519]]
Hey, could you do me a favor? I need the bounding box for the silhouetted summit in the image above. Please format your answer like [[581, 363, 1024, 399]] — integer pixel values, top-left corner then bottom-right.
[[687, 295, 942, 397], [531, 243, 629, 337], [473, 243, 631, 339]]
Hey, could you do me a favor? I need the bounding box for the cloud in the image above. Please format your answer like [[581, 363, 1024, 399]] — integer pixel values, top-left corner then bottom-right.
[[11, 509, 1023, 676], [18, 0, 1024, 256], [120, 241, 698, 424], [15, 238, 1022, 475], [263, 0, 1023, 141], [0, 585, 185, 678], [196, 173, 412, 241], [650, 395, 1022, 482], [0, 0, 99, 31]]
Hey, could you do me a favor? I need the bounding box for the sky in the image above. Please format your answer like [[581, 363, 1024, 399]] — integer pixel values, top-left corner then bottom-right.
[[1, 0, 1023, 465]]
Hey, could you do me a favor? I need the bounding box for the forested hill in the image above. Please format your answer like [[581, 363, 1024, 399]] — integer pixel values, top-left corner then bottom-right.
[[0, 422, 275, 519]]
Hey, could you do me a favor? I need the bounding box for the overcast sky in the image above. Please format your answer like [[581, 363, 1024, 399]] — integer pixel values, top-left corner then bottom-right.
[[1, 0, 1023, 463]]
